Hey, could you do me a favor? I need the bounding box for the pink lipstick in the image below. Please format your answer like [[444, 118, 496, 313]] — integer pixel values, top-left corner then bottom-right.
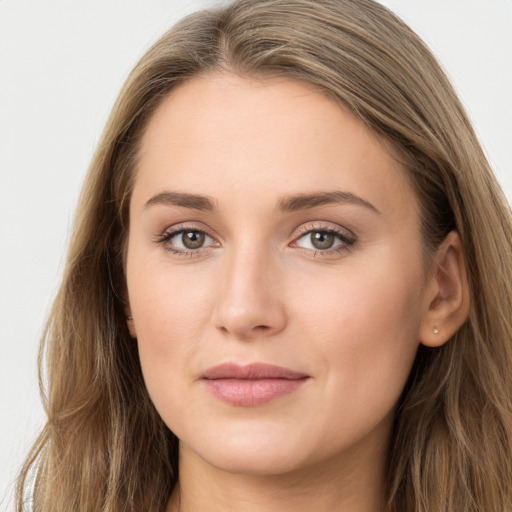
[[201, 362, 309, 407]]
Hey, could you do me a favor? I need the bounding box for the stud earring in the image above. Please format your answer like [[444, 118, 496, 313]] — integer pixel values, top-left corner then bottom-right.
[[433, 328, 439, 334], [127, 316, 133, 321]]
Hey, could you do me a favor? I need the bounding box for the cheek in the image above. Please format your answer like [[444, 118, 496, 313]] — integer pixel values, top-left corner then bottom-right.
[[293, 250, 424, 412], [134, 270, 212, 348], [127, 258, 217, 410]]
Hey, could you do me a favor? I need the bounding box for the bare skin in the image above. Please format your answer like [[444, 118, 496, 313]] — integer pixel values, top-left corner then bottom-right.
[[125, 72, 469, 512]]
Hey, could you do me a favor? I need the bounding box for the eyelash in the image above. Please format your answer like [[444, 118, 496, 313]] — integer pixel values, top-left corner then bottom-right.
[[154, 223, 357, 258], [292, 223, 357, 257], [154, 224, 217, 258]]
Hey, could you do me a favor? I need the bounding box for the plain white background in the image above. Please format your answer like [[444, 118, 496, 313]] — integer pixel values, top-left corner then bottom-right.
[[0, 1, 511, 509]]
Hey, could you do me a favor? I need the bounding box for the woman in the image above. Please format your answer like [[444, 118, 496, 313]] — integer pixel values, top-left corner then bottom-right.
[[16, 0, 512, 511]]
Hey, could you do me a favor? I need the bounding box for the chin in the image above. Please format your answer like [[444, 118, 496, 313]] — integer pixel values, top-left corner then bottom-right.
[[198, 448, 308, 477], [179, 424, 315, 476]]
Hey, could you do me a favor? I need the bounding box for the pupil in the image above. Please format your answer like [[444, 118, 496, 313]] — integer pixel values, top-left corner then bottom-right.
[[311, 231, 334, 250], [182, 231, 205, 249]]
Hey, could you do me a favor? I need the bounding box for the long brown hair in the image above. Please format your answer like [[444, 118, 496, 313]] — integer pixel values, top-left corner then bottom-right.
[[17, 1, 512, 511]]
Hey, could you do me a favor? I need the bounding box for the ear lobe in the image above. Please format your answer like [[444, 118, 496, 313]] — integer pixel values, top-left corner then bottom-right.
[[123, 297, 137, 339], [419, 231, 470, 347], [125, 314, 137, 339]]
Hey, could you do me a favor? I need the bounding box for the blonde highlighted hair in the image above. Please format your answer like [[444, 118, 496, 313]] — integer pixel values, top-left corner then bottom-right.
[[17, 1, 512, 511]]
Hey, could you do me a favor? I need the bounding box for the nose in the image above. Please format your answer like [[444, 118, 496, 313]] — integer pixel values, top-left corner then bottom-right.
[[213, 247, 287, 340]]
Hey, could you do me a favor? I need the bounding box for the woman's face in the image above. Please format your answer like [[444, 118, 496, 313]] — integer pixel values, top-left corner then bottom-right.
[[126, 72, 433, 476]]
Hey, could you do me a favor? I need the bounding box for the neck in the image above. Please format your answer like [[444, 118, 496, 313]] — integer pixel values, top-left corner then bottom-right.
[[167, 436, 389, 512]]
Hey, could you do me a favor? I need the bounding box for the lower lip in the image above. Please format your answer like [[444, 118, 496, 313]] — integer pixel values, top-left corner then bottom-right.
[[203, 378, 309, 407]]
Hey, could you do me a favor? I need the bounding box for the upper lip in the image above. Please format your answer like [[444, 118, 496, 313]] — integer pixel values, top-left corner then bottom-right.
[[201, 362, 309, 380]]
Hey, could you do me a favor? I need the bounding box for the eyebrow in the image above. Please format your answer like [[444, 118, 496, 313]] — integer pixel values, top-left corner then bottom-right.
[[277, 190, 380, 214], [143, 190, 380, 214], [144, 191, 216, 211]]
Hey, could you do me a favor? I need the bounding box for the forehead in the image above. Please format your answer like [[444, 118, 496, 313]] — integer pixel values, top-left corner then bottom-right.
[[133, 71, 416, 222]]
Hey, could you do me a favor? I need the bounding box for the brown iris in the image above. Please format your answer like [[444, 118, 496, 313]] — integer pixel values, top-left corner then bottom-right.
[[310, 231, 335, 250], [182, 231, 205, 249]]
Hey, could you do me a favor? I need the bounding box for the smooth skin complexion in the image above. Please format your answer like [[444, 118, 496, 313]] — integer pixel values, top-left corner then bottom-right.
[[125, 72, 469, 512]]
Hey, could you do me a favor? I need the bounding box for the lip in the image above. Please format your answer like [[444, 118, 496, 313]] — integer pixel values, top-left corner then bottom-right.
[[201, 362, 310, 407]]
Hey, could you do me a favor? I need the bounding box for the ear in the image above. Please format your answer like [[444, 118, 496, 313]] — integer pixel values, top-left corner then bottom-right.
[[122, 294, 137, 339], [419, 231, 470, 347]]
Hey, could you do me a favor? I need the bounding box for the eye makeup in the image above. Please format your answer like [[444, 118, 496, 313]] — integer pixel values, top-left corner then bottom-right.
[[153, 221, 357, 259]]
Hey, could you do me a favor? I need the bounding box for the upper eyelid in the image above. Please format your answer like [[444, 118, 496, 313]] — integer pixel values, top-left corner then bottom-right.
[[160, 222, 217, 238], [293, 222, 356, 239]]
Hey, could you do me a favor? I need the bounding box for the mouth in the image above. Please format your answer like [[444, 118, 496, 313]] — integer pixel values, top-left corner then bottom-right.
[[200, 362, 310, 407]]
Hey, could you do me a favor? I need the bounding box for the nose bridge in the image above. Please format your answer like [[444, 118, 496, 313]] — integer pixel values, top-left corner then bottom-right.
[[214, 238, 286, 339]]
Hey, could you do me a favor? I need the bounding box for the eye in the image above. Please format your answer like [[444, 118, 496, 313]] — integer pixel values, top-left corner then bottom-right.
[[292, 226, 356, 253], [156, 227, 217, 254]]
